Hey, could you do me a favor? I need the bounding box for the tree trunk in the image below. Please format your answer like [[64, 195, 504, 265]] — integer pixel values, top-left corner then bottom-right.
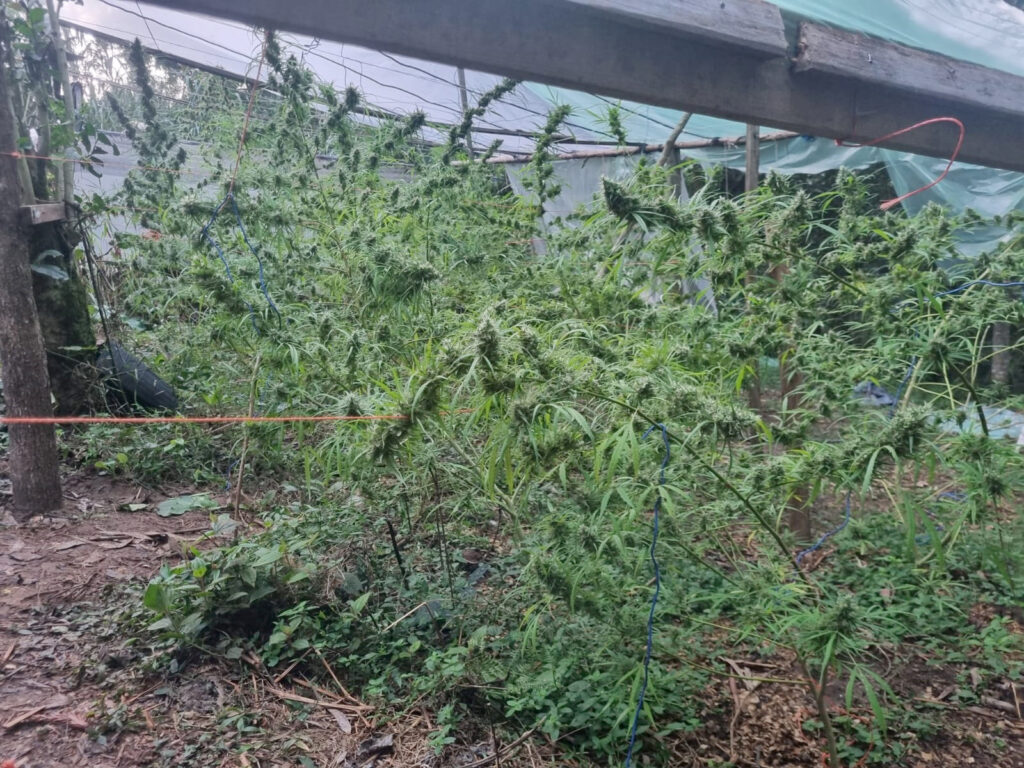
[[0, 59, 63, 521]]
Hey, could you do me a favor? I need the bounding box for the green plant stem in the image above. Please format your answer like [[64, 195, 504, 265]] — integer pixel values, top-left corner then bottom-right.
[[952, 364, 990, 438], [799, 659, 841, 768], [233, 353, 262, 519]]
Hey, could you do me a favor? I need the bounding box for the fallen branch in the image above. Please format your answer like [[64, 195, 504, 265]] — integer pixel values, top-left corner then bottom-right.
[[314, 645, 366, 708], [271, 649, 312, 685], [268, 685, 371, 712], [460, 725, 539, 768], [3, 704, 50, 730], [980, 695, 1019, 716]]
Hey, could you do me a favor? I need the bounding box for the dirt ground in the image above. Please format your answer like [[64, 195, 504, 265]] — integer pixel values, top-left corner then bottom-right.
[[0, 469, 562, 768], [2, 466, 1024, 768]]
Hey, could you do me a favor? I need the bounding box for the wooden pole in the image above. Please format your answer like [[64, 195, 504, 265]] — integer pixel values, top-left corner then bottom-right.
[[128, 0, 1024, 171], [0, 57, 63, 521], [47, 0, 76, 204], [744, 124, 760, 193], [991, 322, 1011, 386], [744, 124, 763, 412], [751, 123, 809, 543]]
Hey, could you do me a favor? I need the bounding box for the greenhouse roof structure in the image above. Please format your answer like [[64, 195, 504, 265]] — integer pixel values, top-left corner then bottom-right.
[[64, 0, 1024, 251]]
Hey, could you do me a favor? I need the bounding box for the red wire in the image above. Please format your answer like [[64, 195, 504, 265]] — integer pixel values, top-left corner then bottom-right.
[[835, 117, 965, 211]]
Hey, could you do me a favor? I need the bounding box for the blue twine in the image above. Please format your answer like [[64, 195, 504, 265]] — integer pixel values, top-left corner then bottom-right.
[[888, 355, 918, 418], [200, 192, 281, 332], [223, 458, 240, 491], [795, 490, 852, 568], [913, 490, 964, 543], [229, 193, 282, 325], [932, 279, 1024, 300], [624, 423, 670, 768]]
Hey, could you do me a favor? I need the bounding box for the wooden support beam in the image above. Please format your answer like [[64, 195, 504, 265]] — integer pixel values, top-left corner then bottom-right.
[[794, 22, 1024, 118], [22, 202, 66, 226], [562, 0, 788, 57], [131, 0, 1024, 171]]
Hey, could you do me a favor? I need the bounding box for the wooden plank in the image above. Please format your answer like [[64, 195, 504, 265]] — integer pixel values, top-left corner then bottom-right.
[[562, 0, 787, 57], [128, 0, 1024, 171], [795, 22, 1024, 117], [22, 203, 66, 225]]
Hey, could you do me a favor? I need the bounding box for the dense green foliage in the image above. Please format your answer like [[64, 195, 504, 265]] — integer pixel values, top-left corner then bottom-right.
[[75, 37, 1024, 766]]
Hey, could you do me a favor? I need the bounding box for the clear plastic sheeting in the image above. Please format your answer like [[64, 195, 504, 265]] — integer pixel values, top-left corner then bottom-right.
[[937, 405, 1024, 442], [63, 0, 1024, 252], [881, 150, 1024, 257], [505, 155, 643, 235], [506, 155, 716, 313], [61, 1, 607, 157]]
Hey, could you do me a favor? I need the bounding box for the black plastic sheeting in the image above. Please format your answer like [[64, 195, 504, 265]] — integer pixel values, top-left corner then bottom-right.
[[97, 340, 178, 412]]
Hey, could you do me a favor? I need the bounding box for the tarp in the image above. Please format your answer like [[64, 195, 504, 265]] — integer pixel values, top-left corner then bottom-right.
[[61, 0, 1024, 251]]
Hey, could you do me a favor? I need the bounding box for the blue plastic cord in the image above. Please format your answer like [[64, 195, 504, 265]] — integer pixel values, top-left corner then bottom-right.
[[223, 458, 240, 491], [795, 491, 852, 568], [200, 196, 234, 279], [888, 355, 918, 418], [229, 193, 282, 324], [932, 279, 1024, 299], [625, 423, 670, 768], [200, 192, 281, 331]]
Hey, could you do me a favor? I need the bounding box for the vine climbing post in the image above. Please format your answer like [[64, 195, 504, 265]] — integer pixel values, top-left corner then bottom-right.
[[0, 51, 63, 520]]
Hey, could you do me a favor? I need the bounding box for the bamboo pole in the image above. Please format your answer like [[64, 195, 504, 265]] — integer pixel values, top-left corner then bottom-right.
[[47, 0, 76, 204]]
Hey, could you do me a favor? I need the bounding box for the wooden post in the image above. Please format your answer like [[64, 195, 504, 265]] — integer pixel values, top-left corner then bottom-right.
[[748, 124, 807, 542], [456, 67, 473, 160], [0, 58, 63, 521], [991, 322, 1011, 386], [744, 124, 760, 192], [744, 124, 763, 412]]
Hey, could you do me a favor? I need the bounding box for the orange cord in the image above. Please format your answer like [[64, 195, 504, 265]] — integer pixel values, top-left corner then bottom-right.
[[835, 116, 965, 211]]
